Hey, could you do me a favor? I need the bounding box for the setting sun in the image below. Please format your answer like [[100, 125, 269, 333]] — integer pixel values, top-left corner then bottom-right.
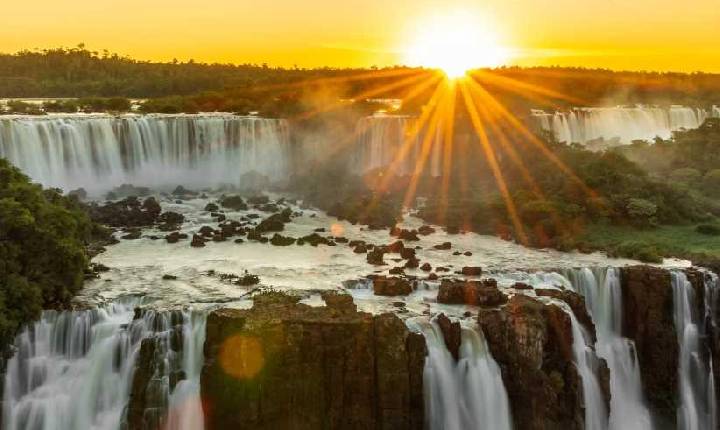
[[404, 11, 511, 78]]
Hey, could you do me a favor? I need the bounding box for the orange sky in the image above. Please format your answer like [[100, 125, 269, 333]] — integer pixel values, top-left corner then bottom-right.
[[2, 0, 719, 72]]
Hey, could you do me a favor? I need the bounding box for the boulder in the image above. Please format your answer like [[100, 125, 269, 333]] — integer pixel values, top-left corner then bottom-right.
[[437, 279, 507, 307], [418, 225, 436, 236], [461, 266, 482, 276], [190, 234, 206, 248], [220, 195, 248, 211], [433, 242, 452, 250], [270, 234, 296, 246], [367, 249, 386, 265], [372, 276, 413, 296], [436, 314, 461, 361], [204, 203, 220, 212]]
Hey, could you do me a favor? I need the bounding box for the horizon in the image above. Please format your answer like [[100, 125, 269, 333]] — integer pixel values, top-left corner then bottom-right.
[[2, 0, 720, 73]]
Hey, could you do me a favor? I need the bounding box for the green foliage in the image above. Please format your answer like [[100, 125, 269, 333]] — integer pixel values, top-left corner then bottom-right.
[[669, 167, 702, 185], [0, 159, 93, 350], [612, 241, 663, 263], [696, 224, 720, 236], [625, 198, 658, 227], [704, 169, 720, 196]]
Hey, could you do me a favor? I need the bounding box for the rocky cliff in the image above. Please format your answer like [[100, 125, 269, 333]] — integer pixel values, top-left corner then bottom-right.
[[200, 292, 426, 430]]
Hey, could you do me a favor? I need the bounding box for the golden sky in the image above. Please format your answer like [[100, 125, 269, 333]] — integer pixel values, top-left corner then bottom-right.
[[2, 0, 719, 72]]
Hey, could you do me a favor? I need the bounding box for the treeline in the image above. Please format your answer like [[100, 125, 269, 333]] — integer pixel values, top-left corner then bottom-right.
[[2, 46, 720, 115]]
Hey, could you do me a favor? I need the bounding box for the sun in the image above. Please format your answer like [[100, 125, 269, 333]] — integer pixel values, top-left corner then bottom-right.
[[403, 11, 510, 78]]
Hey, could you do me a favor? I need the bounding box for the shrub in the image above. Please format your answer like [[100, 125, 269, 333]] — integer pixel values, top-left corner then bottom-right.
[[696, 224, 720, 236], [669, 167, 702, 185], [704, 169, 720, 196], [0, 159, 93, 351], [626, 198, 658, 227], [613, 241, 663, 263]]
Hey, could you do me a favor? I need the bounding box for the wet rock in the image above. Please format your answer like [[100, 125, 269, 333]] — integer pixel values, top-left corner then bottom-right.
[[400, 248, 416, 260], [478, 295, 593, 429], [201, 292, 425, 430], [535, 289, 594, 337], [220, 195, 248, 211], [258, 203, 279, 213], [159, 211, 185, 225], [172, 185, 197, 197], [198, 226, 214, 237], [190, 234, 206, 248], [234, 238, 244, 244], [398, 229, 419, 241], [256, 208, 292, 233], [427, 273, 438, 281], [620, 265, 678, 419], [212, 234, 226, 242], [389, 267, 405, 275], [437, 278, 507, 307], [353, 244, 368, 254], [300, 232, 330, 247], [464, 251, 472, 256], [461, 266, 483, 276], [513, 282, 532, 290], [270, 234, 296, 246], [386, 240, 405, 253], [162, 274, 177, 280], [404, 257, 420, 269], [247, 195, 270, 205], [165, 231, 188, 243], [420, 263, 432, 272], [121, 228, 142, 240], [204, 203, 219, 212], [371, 275, 413, 296], [433, 242, 452, 250], [367, 248, 386, 265], [87, 196, 160, 227], [436, 314, 461, 361], [418, 225, 436, 236], [68, 187, 87, 201]]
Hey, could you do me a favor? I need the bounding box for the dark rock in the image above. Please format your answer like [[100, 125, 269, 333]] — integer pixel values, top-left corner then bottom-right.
[[398, 229, 419, 241], [433, 242, 452, 250], [172, 185, 196, 196], [256, 209, 292, 233], [404, 257, 420, 269], [191, 234, 206, 248], [234, 238, 245, 244], [367, 248, 386, 265], [427, 273, 438, 281], [437, 279, 507, 307], [513, 282, 532, 290], [159, 211, 185, 225], [389, 267, 405, 275], [162, 274, 177, 280], [436, 314, 461, 361], [420, 263, 432, 272], [121, 228, 142, 240], [220, 195, 248, 211], [400, 248, 416, 260], [354, 244, 368, 253], [87, 196, 160, 227], [201, 293, 425, 430], [165, 231, 187, 243], [372, 276, 413, 296], [387, 240, 405, 253], [536, 289, 595, 337], [270, 234, 296, 246], [464, 251, 472, 256], [204, 203, 219, 212], [198, 226, 214, 237], [461, 266, 483, 276], [620, 266, 678, 420], [300, 232, 330, 247], [212, 234, 226, 242], [418, 225, 436, 235], [247, 195, 270, 205], [68, 187, 87, 201]]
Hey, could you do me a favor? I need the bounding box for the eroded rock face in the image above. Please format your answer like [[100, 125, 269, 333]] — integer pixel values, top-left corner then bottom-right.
[[620, 265, 678, 420], [200, 292, 425, 430], [478, 294, 596, 430], [437, 279, 507, 307]]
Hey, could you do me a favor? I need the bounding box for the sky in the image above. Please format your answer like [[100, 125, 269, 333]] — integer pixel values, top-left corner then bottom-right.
[[2, 0, 719, 72]]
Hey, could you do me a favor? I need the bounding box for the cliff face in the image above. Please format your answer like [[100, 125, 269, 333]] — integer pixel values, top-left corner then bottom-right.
[[478, 294, 602, 430], [200, 292, 425, 430], [620, 266, 678, 421]]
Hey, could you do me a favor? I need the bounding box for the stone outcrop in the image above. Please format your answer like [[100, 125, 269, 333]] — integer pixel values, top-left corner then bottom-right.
[[437, 279, 507, 307], [478, 294, 607, 430], [201, 292, 425, 430], [620, 265, 678, 420]]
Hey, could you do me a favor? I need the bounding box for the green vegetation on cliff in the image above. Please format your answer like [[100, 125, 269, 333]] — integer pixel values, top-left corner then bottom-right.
[[0, 159, 94, 349]]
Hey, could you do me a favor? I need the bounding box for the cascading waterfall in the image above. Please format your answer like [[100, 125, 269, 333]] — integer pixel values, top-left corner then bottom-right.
[[1, 300, 206, 430], [354, 114, 443, 176], [565, 267, 653, 430], [409, 319, 512, 430], [568, 312, 610, 430], [0, 114, 290, 194], [671, 271, 718, 430], [532, 106, 709, 145]]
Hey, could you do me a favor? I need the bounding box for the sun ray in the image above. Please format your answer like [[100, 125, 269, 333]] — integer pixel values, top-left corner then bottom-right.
[[470, 69, 588, 106], [459, 79, 529, 245]]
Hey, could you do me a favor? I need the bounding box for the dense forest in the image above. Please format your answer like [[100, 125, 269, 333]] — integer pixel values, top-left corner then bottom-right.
[[2, 46, 720, 116]]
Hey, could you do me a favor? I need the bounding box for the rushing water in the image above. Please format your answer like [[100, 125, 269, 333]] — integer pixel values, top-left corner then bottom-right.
[[1, 300, 207, 430], [0, 114, 290, 194], [566, 267, 653, 430], [354, 114, 443, 176], [410, 319, 512, 430], [671, 271, 718, 430], [532, 106, 709, 145]]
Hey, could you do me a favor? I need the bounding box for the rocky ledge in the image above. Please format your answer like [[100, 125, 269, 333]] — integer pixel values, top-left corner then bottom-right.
[[200, 292, 426, 430]]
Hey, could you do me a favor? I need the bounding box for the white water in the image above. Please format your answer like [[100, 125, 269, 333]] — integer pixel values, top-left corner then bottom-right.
[[0, 114, 290, 194], [410, 319, 512, 430], [1, 300, 206, 430], [671, 271, 718, 430], [566, 267, 653, 430], [532, 106, 709, 145], [568, 312, 610, 430], [354, 114, 443, 176]]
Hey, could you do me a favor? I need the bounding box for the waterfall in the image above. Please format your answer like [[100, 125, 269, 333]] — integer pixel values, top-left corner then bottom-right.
[[354, 114, 443, 176], [712, 106, 720, 118], [1, 300, 206, 430], [409, 319, 512, 430], [532, 106, 709, 145], [671, 271, 718, 430], [568, 312, 610, 430], [566, 267, 653, 429], [0, 114, 290, 194]]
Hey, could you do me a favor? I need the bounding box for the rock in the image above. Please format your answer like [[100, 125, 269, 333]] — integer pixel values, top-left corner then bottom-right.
[[535, 289, 594, 336], [464, 251, 472, 256], [247, 195, 270, 205], [620, 266, 678, 420], [158, 211, 185, 225], [234, 238, 244, 244], [418, 225, 436, 236], [204, 203, 219, 212], [201, 293, 425, 429], [353, 244, 368, 253], [220, 195, 248, 211], [398, 229, 419, 241], [427, 273, 438, 281], [437, 279, 507, 307], [453, 251, 462, 256], [87, 196, 161, 227], [461, 266, 483, 276], [404, 257, 420, 269], [300, 232, 330, 247], [121, 228, 141, 240], [270, 234, 296, 246], [256, 209, 292, 233], [258, 203, 279, 213], [198, 226, 214, 237], [387, 240, 405, 253], [478, 295, 599, 429], [513, 282, 532, 290], [400, 248, 416, 260], [212, 234, 226, 242], [190, 234, 206, 248], [162, 274, 177, 280], [420, 263, 432, 272], [372, 276, 413, 296], [367, 248, 386, 265], [433, 242, 452, 250], [389, 267, 405, 275], [436, 314, 461, 361], [68, 187, 87, 201], [165, 231, 187, 243], [172, 185, 196, 197]]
